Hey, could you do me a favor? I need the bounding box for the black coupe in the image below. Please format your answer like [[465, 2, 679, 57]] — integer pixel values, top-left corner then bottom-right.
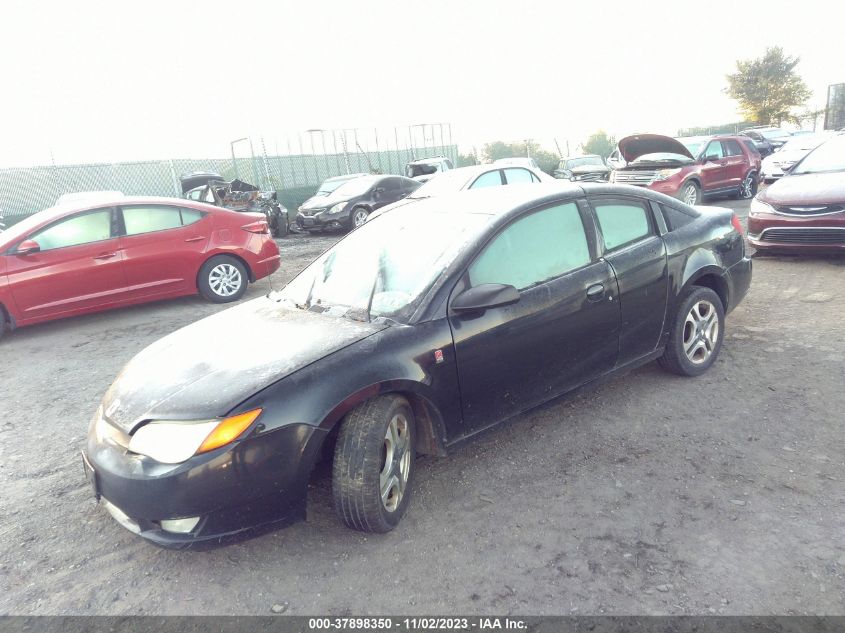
[[84, 183, 752, 548]]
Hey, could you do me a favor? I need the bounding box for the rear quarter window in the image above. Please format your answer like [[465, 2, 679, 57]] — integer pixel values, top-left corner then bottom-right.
[[661, 204, 697, 231]]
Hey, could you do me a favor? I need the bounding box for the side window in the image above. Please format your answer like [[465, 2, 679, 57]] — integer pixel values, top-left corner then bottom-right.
[[503, 168, 534, 184], [724, 140, 743, 157], [187, 189, 203, 201], [403, 178, 422, 195], [180, 208, 205, 226], [382, 177, 402, 192], [704, 141, 725, 159], [468, 202, 590, 290], [593, 200, 652, 250], [661, 204, 696, 231], [122, 205, 183, 236], [30, 209, 113, 251], [469, 170, 504, 189], [741, 139, 760, 156]]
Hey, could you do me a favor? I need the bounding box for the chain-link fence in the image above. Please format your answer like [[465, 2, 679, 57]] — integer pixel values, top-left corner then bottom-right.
[[0, 124, 457, 226]]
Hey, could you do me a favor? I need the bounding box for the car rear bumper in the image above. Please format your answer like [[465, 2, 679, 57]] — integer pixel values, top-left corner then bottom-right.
[[84, 423, 326, 549]]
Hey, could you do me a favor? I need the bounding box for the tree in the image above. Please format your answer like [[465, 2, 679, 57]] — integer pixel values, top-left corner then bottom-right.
[[481, 140, 559, 175], [581, 130, 616, 158], [456, 151, 479, 167], [725, 47, 812, 125]]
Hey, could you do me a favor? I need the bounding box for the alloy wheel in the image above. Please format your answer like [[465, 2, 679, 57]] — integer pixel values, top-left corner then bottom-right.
[[208, 264, 243, 297], [353, 209, 369, 228], [683, 300, 719, 364], [682, 184, 698, 206], [379, 413, 411, 512], [740, 174, 754, 199]]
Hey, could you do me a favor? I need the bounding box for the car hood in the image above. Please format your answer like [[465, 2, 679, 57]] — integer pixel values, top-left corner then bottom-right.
[[617, 134, 695, 162], [100, 298, 388, 434], [300, 190, 361, 210], [759, 172, 845, 206], [763, 149, 809, 165], [567, 164, 611, 174]]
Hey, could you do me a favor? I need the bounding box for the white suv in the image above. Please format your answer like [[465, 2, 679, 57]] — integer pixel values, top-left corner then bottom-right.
[[405, 156, 454, 183]]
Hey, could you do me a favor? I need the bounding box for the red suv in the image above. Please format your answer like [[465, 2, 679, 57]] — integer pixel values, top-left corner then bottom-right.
[[610, 134, 761, 205]]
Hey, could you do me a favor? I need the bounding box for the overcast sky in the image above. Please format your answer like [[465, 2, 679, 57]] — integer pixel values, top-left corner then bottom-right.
[[1, 0, 840, 167]]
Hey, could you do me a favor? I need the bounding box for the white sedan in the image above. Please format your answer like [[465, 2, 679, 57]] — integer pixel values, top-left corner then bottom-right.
[[367, 164, 553, 221], [761, 133, 834, 183]]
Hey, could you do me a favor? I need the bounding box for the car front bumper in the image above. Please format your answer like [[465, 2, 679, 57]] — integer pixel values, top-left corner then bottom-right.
[[296, 207, 351, 230], [84, 423, 326, 549], [747, 211, 845, 252]]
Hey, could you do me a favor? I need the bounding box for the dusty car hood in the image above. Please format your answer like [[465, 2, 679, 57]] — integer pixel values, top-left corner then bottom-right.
[[101, 299, 388, 433], [617, 134, 695, 162], [759, 172, 845, 206]]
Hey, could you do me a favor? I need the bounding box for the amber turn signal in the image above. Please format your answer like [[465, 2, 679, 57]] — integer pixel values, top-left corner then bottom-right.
[[197, 408, 263, 454]]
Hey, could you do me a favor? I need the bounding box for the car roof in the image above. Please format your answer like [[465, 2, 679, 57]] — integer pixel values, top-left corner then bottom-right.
[[408, 156, 449, 164], [561, 154, 603, 160], [324, 172, 369, 182], [397, 181, 683, 219]]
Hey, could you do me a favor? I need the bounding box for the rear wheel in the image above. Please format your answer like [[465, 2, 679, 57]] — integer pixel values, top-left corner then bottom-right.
[[198, 255, 249, 303], [0, 307, 7, 343], [678, 181, 701, 206], [736, 171, 757, 199], [659, 286, 724, 377], [332, 395, 416, 533]]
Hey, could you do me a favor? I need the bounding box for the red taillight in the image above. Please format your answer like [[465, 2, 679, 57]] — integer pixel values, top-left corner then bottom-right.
[[241, 220, 269, 234], [731, 213, 744, 236]]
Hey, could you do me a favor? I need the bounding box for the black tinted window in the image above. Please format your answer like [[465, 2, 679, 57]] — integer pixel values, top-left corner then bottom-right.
[[741, 139, 760, 156], [724, 140, 743, 157]]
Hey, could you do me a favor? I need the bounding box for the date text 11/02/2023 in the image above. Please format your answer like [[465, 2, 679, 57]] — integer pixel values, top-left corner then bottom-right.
[[307, 617, 528, 630]]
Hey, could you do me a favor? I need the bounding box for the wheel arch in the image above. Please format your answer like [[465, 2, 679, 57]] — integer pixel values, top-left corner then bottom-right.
[[685, 268, 729, 312], [316, 380, 449, 457]]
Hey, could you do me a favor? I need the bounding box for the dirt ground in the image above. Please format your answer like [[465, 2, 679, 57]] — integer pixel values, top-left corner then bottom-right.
[[1, 198, 843, 616]]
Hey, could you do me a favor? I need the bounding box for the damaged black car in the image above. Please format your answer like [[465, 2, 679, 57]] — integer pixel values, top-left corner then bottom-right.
[[83, 183, 751, 549], [181, 172, 289, 237]]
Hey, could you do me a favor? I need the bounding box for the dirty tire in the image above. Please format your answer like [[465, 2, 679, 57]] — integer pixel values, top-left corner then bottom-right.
[[333, 395, 416, 533], [658, 286, 725, 377], [678, 181, 701, 206], [198, 255, 249, 303], [0, 307, 6, 342]]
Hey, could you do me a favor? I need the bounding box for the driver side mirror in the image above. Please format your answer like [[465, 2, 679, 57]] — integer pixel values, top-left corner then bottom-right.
[[702, 154, 720, 163], [15, 239, 41, 255], [451, 283, 520, 313]]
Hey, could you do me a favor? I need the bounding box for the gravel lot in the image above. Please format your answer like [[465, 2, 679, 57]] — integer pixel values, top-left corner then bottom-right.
[[1, 197, 843, 616]]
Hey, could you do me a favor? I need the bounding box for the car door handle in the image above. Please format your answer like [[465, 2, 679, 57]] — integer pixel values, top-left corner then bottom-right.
[[93, 252, 117, 260], [586, 284, 605, 301], [184, 236, 205, 243]]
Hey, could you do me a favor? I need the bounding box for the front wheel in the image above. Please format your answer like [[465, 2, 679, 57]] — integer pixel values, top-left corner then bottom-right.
[[198, 255, 249, 303], [678, 181, 701, 206], [736, 171, 758, 199], [332, 395, 416, 533], [350, 207, 370, 230], [658, 286, 725, 377]]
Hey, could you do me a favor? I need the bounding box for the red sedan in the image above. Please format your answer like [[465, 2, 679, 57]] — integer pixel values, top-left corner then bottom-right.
[[0, 195, 280, 340], [748, 133, 845, 252]]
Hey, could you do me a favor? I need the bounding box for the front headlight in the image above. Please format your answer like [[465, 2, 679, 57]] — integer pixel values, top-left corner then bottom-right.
[[329, 202, 347, 214], [128, 409, 262, 464], [749, 197, 775, 216], [654, 168, 682, 181]]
